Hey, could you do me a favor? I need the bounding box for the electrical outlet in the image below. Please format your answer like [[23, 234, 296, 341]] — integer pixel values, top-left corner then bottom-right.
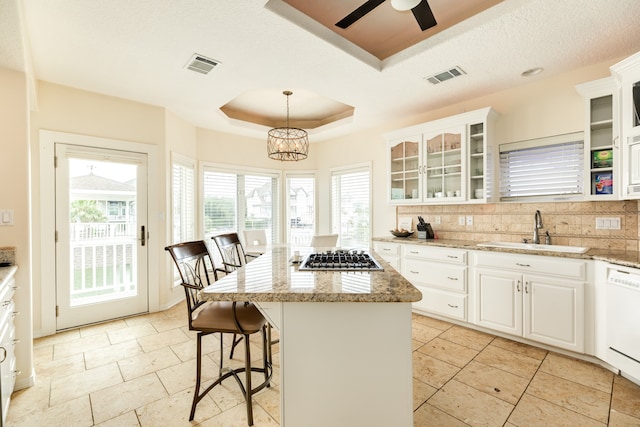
[[458, 216, 465, 226], [596, 217, 621, 230], [466, 215, 473, 226], [435, 216, 441, 225]]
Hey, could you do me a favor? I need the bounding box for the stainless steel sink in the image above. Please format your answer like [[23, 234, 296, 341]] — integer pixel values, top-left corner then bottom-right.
[[476, 241, 589, 254]]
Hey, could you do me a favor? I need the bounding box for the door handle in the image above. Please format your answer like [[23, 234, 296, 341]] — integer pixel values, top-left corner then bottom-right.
[[140, 225, 146, 246]]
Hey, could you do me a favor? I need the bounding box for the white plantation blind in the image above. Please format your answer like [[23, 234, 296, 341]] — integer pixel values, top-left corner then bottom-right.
[[500, 133, 584, 200], [331, 165, 371, 249], [203, 170, 237, 235], [202, 165, 280, 245], [171, 156, 195, 243]]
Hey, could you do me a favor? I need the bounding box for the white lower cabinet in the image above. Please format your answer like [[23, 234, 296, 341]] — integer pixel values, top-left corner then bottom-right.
[[474, 252, 586, 353], [373, 241, 401, 271], [401, 244, 468, 321]]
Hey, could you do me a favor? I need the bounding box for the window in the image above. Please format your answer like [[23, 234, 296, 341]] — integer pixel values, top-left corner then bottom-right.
[[202, 164, 280, 248], [499, 132, 584, 200], [331, 163, 371, 249], [286, 173, 316, 246], [171, 154, 196, 244]]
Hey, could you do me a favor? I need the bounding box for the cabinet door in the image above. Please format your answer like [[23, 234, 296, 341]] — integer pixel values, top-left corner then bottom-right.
[[424, 126, 464, 201], [524, 275, 584, 353], [475, 268, 522, 335], [388, 137, 421, 203]]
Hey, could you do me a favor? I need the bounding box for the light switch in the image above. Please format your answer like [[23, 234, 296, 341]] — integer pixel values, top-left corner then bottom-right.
[[0, 209, 14, 226]]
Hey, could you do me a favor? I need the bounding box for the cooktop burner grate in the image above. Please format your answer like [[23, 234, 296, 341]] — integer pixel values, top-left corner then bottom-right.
[[298, 250, 384, 271]]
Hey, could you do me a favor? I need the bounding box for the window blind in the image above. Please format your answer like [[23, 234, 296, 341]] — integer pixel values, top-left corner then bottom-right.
[[202, 165, 280, 247], [331, 165, 371, 249], [499, 134, 584, 200], [171, 159, 195, 243]]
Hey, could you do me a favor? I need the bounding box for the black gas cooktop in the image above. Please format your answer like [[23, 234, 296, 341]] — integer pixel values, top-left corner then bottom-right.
[[298, 250, 384, 272]]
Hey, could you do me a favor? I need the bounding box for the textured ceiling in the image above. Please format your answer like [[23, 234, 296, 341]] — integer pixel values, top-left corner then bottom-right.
[[2, 0, 640, 142]]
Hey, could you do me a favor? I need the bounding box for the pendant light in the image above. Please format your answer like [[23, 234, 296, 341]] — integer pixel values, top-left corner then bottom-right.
[[267, 90, 309, 161]]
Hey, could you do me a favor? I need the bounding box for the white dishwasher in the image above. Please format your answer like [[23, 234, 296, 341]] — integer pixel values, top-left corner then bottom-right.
[[607, 266, 640, 382]]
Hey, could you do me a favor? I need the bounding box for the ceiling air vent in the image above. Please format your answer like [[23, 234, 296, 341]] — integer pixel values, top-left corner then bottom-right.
[[185, 54, 220, 75], [424, 66, 466, 85]]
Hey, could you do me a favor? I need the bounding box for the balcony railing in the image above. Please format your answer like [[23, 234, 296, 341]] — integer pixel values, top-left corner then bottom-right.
[[69, 222, 137, 305]]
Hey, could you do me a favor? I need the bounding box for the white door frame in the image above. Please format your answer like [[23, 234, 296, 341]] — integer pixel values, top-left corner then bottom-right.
[[40, 130, 160, 336]]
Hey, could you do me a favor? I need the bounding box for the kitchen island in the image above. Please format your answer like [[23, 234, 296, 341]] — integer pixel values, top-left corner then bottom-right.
[[202, 246, 421, 427]]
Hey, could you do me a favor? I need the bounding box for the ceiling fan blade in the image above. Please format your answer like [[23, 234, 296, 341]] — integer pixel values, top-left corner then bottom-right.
[[336, 0, 386, 29], [412, 0, 437, 31]]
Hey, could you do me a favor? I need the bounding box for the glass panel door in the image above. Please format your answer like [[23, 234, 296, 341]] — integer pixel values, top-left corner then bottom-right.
[[55, 144, 148, 330]]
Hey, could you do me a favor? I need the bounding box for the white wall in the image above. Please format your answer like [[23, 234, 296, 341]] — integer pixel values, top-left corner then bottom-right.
[[0, 67, 33, 389]]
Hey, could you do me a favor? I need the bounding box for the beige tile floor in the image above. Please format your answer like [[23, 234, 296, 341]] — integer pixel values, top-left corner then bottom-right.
[[7, 304, 640, 426]]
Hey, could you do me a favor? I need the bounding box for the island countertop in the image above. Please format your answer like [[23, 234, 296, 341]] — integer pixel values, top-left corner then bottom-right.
[[201, 246, 422, 303]]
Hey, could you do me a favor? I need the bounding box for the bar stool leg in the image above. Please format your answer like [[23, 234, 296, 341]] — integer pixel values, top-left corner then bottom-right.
[[244, 333, 254, 426]]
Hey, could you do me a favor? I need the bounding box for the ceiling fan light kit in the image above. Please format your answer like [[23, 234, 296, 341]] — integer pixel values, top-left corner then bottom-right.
[[390, 0, 421, 11], [267, 90, 309, 161], [336, 0, 437, 31]]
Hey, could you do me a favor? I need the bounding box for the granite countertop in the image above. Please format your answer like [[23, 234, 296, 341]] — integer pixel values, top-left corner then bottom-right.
[[373, 236, 640, 269], [201, 246, 422, 303]]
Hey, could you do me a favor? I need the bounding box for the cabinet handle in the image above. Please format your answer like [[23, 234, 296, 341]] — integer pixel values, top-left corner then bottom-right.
[[13, 338, 20, 345], [1, 301, 10, 307], [383, 248, 391, 252], [12, 370, 21, 377], [515, 263, 531, 267], [410, 270, 419, 274], [613, 136, 619, 148], [410, 251, 419, 254], [12, 285, 19, 290], [0, 347, 5, 363], [447, 255, 459, 259], [447, 276, 458, 281], [12, 311, 20, 318], [517, 280, 521, 292], [525, 281, 529, 293], [447, 304, 459, 308]]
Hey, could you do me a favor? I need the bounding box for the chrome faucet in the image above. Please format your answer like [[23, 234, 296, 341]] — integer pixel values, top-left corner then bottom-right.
[[533, 210, 543, 244]]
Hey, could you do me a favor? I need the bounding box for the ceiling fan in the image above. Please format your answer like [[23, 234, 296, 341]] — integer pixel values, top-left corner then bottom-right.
[[336, 0, 437, 31]]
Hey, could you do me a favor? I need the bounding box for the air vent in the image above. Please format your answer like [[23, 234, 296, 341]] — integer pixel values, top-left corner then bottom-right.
[[185, 54, 220, 75], [424, 66, 466, 85]]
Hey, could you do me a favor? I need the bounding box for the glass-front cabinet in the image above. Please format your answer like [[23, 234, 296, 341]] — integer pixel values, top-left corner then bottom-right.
[[385, 107, 496, 204], [389, 136, 421, 202], [424, 128, 464, 200]]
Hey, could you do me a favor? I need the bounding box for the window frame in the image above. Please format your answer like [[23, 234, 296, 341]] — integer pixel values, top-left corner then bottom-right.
[[284, 171, 317, 246]]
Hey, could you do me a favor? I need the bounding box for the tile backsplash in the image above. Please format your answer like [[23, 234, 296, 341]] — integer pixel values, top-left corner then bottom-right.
[[397, 201, 640, 252]]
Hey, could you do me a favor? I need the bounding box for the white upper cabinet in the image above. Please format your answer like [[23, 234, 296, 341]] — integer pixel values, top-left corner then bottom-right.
[[611, 50, 640, 199], [576, 77, 619, 200], [385, 107, 497, 204]]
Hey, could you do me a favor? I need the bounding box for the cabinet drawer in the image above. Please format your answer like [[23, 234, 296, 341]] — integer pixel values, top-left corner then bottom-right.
[[414, 286, 466, 321], [403, 258, 466, 292], [373, 242, 400, 257], [402, 245, 467, 264], [255, 301, 282, 332], [474, 251, 586, 280]]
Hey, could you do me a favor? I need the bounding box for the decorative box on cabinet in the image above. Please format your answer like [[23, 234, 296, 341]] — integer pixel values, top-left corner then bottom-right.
[[474, 251, 586, 353], [385, 107, 497, 204], [401, 245, 468, 321], [611, 50, 640, 198], [576, 77, 619, 199]]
